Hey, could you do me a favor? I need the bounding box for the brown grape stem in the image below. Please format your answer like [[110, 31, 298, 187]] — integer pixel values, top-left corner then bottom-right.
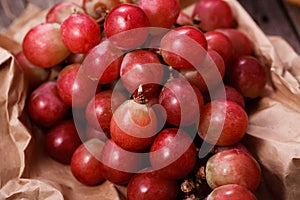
[[133, 85, 148, 104]]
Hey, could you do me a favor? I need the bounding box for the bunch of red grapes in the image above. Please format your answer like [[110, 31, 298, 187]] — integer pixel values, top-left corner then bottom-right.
[[16, 0, 267, 199]]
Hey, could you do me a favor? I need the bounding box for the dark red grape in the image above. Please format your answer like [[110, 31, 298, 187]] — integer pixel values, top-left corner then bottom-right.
[[71, 139, 105, 185], [192, 0, 234, 31], [139, 0, 180, 28], [226, 56, 267, 99], [120, 49, 164, 97], [99, 139, 143, 185], [28, 81, 69, 127], [127, 168, 179, 200], [57, 63, 99, 107], [160, 25, 207, 70], [159, 77, 204, 127], [150, 128, 197, 180], [206, 184, 257, 200], [60, 13, 101, 54], [45, 119, 82, 164], [198, 100, 248, 146], [104, 3, 150, 50]]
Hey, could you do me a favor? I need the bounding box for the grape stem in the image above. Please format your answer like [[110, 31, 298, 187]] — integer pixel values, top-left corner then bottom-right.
[[133, 85, 148, 104]]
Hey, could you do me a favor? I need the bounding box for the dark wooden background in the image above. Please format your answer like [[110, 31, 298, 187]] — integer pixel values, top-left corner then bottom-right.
[[1, 0, 300, 53]]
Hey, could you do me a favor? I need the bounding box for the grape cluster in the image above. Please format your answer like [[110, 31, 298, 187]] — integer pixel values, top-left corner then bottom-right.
[[17, 0, 267, 199]]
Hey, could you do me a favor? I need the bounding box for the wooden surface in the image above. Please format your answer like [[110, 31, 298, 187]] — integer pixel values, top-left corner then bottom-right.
[[0, 0, 300, 53], [238, 0, 300, 53]]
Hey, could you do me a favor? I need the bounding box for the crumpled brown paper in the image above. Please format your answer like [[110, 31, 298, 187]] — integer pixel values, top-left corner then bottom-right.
[[224, 1, 300, 200], [1, 0, 300, 199], [0, 34, 126, 200]]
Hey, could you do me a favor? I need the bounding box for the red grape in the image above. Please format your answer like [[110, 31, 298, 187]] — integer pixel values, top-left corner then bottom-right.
[[81, 40, 123, 84], [99, 139, 143, 185], [226, 56, 267, 99], [198, 100, 248, 146], [28, 81, 69, 127], [110, 99, 158, 152], [120, 49, 164, 97], [192, 0, 234, 31], [206, 184, 257, 200], [150, 128, 197, 180], [45, 119, 82, 164], [160, 25, 207, 70], [215, 28, 254, 59], [205, 149, 262, 192], [139, 0, 180, 28], [104, 3, 150, 50], [22, 23, 70, 68], [127, 168, 179, 200], [210, 85, 245, 108], [57, 63, 99, 107], [85, 90, 126, 134], [159, 77, 204, 127], [60, 13, 101, 54], [71, 138, 105, 185], [180, 49, 225, 93], [205, 31, 234, 67]]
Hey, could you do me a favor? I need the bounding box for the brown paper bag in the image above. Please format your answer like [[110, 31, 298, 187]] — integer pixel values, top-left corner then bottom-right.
[[0, 34, 126, 200], [223, 2, 300, 200], [1, 0, 300, 199], [245, 36, 300, 200]]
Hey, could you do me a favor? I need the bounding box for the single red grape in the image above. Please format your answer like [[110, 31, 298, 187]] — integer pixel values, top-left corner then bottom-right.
[[159, 77, 204, 127], [205, 149, 262, 192], [120, 49, 164, 97], [127, 168, 179, 200], [71, 138, 105, 185], [139, 0, 180, 28], [99, 139, 143, 185], [226, 56, 267, 99], [150, 128, 197, 180], [60, 13, 101, 54], [192, 0, 234, 31], [104, 3, 150, 50], [110, 99, 158, 152], [198, 100, 248, 146], [22, 23, 70, 68], [45, 119, 82, 164], [206, 184, 257, 200], [205, 31, 234, 67], [57, 63, 99, 107], [28, 81, 69, 127], [160, 25, 207, 70]]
